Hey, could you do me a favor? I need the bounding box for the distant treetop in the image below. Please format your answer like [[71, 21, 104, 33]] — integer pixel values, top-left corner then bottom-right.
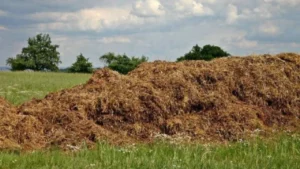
[[177, 44, 230, 62], [100, 53, 148, 74], [68, 53, 93, 73], [6, 34, 61, 71]]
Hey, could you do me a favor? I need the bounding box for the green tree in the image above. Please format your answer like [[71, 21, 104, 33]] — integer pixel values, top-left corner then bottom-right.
[[68, 54, 93, 73], [177, 44, 230, 61], [100, 53, 148, 74], [6, 34, 61, 71]]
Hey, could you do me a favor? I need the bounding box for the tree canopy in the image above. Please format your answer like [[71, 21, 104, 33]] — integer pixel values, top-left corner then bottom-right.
[[100, 53, 148, 74], [6, 34, 61, 71], [68, 54, 93, 73], [177, 44, 230, 61]]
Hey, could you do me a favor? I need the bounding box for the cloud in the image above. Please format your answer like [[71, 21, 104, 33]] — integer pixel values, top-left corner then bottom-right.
[[30, 0, 215, 33], [226, 4, 238, 24], [223, 32, 258, 49], [226, 2, 282, 24], [252, 5, 273, 19], [259, 22, 279, 35], [265, 0, 300, 6], [31, 7, 144, 32], [131, 0, 165, 17], [200, 0, 216, 4], [174, 0, 214, 17], [97, 36, 131, 44], [0, 10, 7, 16], [0, 26, 7, 31]]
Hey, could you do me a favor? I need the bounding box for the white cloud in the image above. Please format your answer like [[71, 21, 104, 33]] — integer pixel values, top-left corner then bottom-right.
[[32, 7, 145, 31], [131, 0, 165, 17], [31, 0, 216, 32], [236, 39, 258, 49], [253, 6, 273, 18], [98, 36, 131, 44], [223, 32, 258, 48], [251, 2, 284, 19], [0, 10, 7, 16], [174, 0, 214, 17], [225, 2, 283, 25], [226, 4, 238, 24], [200, 0, 216, 4], [259, 22, 279, 35], [0, 26, 7, 30]]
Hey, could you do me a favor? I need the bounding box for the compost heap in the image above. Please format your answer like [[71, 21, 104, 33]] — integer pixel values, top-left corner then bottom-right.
[[1, 53, 300, 150]]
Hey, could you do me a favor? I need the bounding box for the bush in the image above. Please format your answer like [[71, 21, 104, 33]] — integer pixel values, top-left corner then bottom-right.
[[100, 53, 148, 74], [68, 54, 93, 73], [177, 44, 230, 61]]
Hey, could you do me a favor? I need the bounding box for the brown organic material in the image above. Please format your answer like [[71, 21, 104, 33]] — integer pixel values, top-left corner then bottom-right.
[[0, 98, 43, 150], [1, 53, 300, 150]]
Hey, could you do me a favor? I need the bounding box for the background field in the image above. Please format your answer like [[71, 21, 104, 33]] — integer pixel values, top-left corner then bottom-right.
[[0, 72, 299, 169], [0, 72, 90, 105]]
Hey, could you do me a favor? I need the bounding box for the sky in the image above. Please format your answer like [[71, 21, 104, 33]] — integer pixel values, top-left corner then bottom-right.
[[0, 0, 300, 67]]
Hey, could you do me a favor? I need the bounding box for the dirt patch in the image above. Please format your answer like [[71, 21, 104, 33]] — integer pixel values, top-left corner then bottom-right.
[[1, 53, 300, 150]]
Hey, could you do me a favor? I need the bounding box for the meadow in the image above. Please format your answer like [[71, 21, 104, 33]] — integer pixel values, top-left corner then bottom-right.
[[0, 72, 90, 105], [0, 72, 300, 169]]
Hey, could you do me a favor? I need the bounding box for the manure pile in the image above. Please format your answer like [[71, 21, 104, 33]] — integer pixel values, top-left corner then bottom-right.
[[1, 53, 300, 150]]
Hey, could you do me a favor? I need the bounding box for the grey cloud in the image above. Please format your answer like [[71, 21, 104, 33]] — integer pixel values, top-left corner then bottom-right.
[[0, 0, 135, 14]]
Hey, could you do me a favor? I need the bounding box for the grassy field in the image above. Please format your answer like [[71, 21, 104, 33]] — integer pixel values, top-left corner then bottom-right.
[[0, 72, 91, 105], [0, 72, 300, 169], [1, 136, 300, 169]]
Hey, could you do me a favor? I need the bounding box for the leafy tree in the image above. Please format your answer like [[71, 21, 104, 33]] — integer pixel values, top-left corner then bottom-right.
[[6, 34, 61, 71], [177, 44, 230, 61], [100, 53, 148, 74], [177, 45, 202, 61], [68, 53, 93, 73]]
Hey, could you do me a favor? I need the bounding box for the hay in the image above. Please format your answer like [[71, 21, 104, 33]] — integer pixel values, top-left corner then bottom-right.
[[0, 98, 44, 150], [90, 53, 300, 142], [0, 53, 300, 150]]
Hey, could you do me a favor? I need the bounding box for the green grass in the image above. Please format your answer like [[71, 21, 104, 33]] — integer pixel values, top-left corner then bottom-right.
[[0, 72, 300, 169], [0, 135, 299, 169], [0, 72, 91, 105]]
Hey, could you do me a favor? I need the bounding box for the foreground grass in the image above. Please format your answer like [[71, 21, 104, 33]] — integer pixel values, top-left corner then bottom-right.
[[0, 72, 90, 105], [0, 135, 299, 169]]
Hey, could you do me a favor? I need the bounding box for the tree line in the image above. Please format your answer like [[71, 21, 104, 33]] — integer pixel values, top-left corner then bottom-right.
[[6, 34, 230, 74]]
